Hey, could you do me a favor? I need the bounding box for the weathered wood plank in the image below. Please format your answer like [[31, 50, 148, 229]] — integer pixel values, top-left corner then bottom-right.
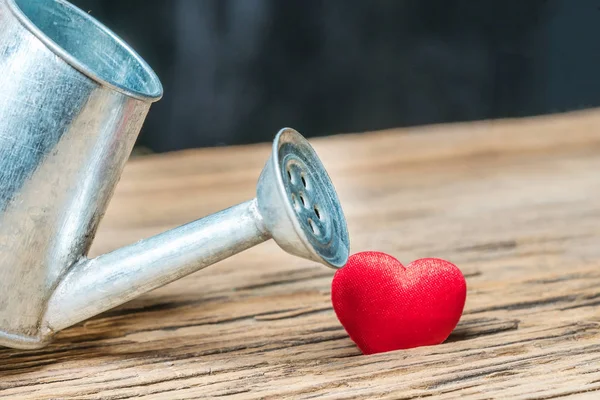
[[2, 110, 600, 399]]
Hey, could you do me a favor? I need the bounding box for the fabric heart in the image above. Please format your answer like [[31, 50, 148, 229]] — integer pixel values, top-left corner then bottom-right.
[[332, 252, 466, 355]]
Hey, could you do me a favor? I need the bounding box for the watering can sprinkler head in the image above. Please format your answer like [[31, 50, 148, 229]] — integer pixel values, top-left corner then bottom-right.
[[257, 128, 349, 268]]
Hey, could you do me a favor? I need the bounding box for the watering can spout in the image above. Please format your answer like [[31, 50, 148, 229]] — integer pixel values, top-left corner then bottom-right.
[[43, 129, 350, 334], [44, 200, 269, 332]]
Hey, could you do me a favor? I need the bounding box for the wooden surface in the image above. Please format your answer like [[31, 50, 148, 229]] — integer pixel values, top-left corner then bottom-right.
[[3, 111, 600, 399]]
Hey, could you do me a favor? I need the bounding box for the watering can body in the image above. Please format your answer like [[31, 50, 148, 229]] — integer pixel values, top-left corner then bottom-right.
[[0, 0, 162, 348]]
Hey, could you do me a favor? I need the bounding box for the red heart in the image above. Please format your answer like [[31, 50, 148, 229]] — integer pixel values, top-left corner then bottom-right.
[[331, 252, 466, 355]]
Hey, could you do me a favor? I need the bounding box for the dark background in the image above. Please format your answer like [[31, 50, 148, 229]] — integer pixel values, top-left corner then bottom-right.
[[71, 0, 600, 153]]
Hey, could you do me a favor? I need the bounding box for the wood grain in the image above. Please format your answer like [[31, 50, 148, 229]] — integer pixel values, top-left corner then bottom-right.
[[3, 110, 600, 399]]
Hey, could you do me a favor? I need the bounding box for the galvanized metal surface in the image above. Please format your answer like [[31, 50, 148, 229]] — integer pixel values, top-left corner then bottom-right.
[[0, 0, 348, 349]]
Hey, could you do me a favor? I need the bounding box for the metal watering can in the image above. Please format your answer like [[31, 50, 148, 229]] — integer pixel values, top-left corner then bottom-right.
[[0, 0, 349, 349]]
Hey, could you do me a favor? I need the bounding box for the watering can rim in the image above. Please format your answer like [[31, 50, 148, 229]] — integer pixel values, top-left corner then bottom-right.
[[5, 0, 164, 102]]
